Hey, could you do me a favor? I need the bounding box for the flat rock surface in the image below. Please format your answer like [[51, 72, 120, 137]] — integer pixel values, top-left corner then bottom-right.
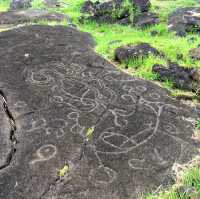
[[0, 9, 69, 25], [0, 25, 199, 199]]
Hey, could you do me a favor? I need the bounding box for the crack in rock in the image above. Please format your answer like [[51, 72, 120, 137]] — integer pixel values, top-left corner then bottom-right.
[[0, 89, 18, 170]]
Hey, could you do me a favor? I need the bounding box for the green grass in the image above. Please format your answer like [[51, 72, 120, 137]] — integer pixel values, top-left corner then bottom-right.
[[0, 0, 11, 11], [196, 119, 200, 130], [119, 54, 166, 80], [79, 21, 200, 75], [31, 0, 46, 9], [144, 163, 200, 199], [32, 0, 84, 21], [183, 167, 200, 193]]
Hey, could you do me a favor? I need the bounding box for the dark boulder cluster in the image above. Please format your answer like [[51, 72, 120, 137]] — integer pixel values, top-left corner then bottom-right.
[[168, 7, 200, 36], [114, 42, 200, 94], [81, 0, 132, 25], [152, 62, 200, 93], [80, 0, 159, 27], [115, 43, 163, 63]]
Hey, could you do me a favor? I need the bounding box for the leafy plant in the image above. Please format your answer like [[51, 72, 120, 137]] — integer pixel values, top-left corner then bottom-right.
[[58, 163, 69, 178], [196, 118, 200, 130], [86, 127, 95, 141]]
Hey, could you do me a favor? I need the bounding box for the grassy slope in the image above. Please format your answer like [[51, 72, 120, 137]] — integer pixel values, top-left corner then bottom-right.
[[1, 0, 200, 198], [145, 162, 200, 199], [0, 0, 11, 11]]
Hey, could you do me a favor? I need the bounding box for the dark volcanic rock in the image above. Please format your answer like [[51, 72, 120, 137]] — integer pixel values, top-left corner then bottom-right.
[[84, 0, 126, 24], [89, 13, 116, 24], [0, 10, 70, 25], [168, 7, 200, 36], [94, 1, 114, 16], [115, 43, 162, 63], [152, 62, 200, 92], [0, 25, 199, 199], [189, 47, 200, 60], [118, 17, 130, 25], [81, 0, 125, 15], [80, 0, 157, 27], [81, 0, 97, 13], [10, 0, 32, 10], [133, 0, 151, 12], [134, 12, 159, 27]]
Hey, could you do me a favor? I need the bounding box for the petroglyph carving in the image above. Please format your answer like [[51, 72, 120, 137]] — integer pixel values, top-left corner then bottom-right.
[[26, 69, 55, 86], [89, 165, 117, 187], [30, 144, 57, 165], [128, 159, 150, 170], [27, 118, 46, 132]]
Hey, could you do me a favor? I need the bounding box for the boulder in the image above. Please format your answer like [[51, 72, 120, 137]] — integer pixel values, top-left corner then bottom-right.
[[134, 12, 159, 27], [168, 7, 200, 36], [0, 10, 71, 25], [152, 62, 200, 93], [189, 47, 200, 60], [94, 1, 114, 16], [81, 0, 97, 14], [0, 25, 199, 199], [80, 0, 157, 27], [81, 0, 123, 24], [10, 0, 32, 10], [115, 43, 162, 63], [132, 0, 151, 12]]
